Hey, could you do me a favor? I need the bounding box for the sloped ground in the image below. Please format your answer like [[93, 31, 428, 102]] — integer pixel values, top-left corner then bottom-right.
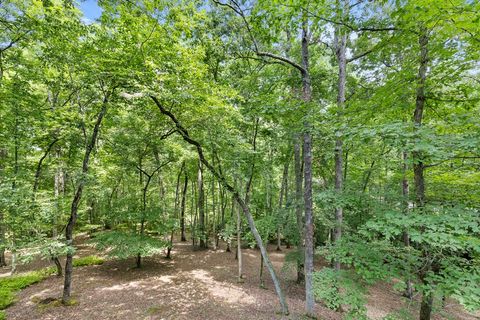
[[2, 238, 478, 320]]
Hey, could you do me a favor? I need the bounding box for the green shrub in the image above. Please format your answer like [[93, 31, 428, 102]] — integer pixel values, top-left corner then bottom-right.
[[313, 268, 368, 320], [0, 289, 15, 310], [0, 310, 6, 320], [72, 255, 104, 267]]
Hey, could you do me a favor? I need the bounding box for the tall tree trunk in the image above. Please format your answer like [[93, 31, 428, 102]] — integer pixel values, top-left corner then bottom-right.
[[294, 134, 304, 283], [62, 93, 110, 304], [53, 149, 65, 238], [10, 114, 19, 274], [192, 179, 197, 247], [212, 174, 217, 250], [0, 148, 7, 267], [300, 16, 315, 317], [226, 193, 234, 253], [137, 156, 145, 268], [197, 160, 206, 248], [236, 203, 243, 282], [276, 156, 290, 251], [333, 0, 348, 271], [51, 149, 64, 276], [414, 28, 431, 320], [167, 163, 183, 258], [151, 96, 289, 315], [180, 171, 188, 242], [245, 118, 259, 205], [402, 151, 413, 299], [217, 181, 226, 248]]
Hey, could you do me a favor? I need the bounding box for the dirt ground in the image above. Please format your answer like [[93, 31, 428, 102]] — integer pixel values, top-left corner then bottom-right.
[[2, 237, 478, 320]]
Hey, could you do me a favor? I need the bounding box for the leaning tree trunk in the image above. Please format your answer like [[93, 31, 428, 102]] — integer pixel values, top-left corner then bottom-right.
[[62, 92, 110, 304], [151, 96, 289, 315]]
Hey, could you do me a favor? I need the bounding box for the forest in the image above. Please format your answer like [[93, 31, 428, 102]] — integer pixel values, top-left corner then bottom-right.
[[0, 0, 479, 319]]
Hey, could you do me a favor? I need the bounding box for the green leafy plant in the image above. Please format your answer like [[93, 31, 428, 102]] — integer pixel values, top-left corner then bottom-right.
[[72, 255, 105, 267], [313, 268, 368, 320], [93, 231, 168, 260]]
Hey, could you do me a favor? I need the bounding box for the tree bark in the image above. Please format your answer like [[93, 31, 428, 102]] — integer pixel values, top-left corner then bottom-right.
[[236, 203, 243, 281], [0, 148, 7, 267], [212, 172, 217, 250], [294, 134, 304, 283], [414, 28, 431, 320], [180, 170, 188, 242], [276, 156, 289, 251], [167, 162, 184, 258], [301, 16, 315, 317], [333, 0, 348, 271], [62, 91, 110, 304], [402, 151, 413, 299], [197, 159, 206, 248]]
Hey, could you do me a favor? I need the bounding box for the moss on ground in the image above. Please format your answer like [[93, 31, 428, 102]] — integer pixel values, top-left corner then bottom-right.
[[0, 255, 103, 318]]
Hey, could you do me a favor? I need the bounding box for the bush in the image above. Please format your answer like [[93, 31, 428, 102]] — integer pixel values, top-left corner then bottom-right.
[[72, 255, 105, 267], [313, 268, 368, 320]]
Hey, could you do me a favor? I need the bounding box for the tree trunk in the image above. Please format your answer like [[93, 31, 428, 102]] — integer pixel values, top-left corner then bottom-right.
[[0, 148, 7, 267], [53, 256, 62, 276], [414, 28, 430, 320], [167, 163, 183, 259], [236, 203, 243, 282], [300, 16, 315, 317], [191, 178, 196, 247], [180, 171, 188, 242], [62, 93, 109, 304], [0, 209, 6, 267], [402, 151, 413, 299], [294, 134, 304, 283], [217, 181, 225, 248], [198, 160, 206, 248], [53, 149, 64, 237], [420, 291, 433, 320], [333, 1, 348, 271], [212, 174, 217, 250], [276, 157, 289, 251], [259, 254, 265, 288]]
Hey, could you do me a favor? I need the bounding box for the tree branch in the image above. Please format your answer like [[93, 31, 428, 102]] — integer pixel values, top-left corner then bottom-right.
[[213, 0, 306, 74]]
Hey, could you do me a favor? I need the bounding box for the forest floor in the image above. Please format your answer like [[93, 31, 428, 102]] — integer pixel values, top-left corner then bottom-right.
[[1, 235, 478, 320]]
